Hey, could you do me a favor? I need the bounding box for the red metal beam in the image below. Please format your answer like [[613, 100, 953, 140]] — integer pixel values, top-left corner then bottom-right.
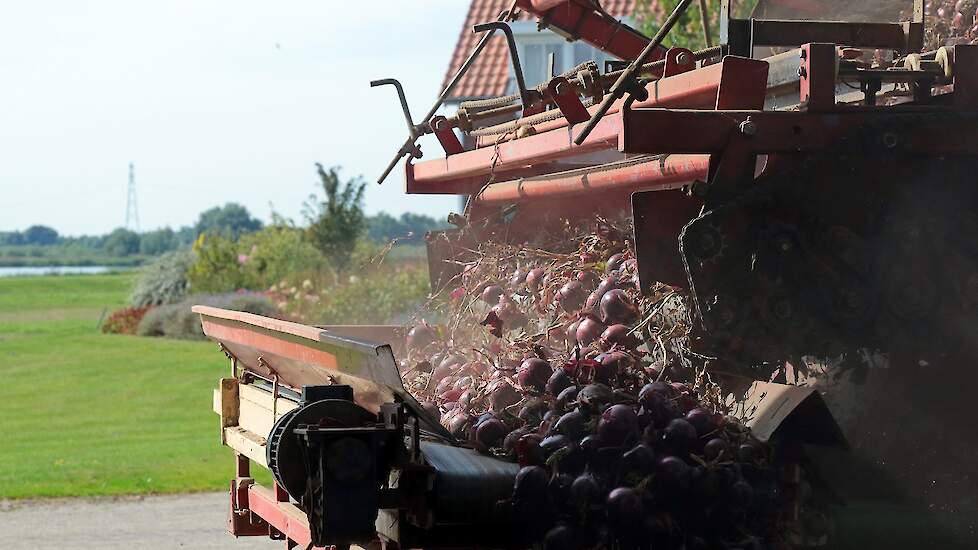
[[472, 154, 709, 207], [515, 0, 660, 62], [620, 108, 978, 156], [247, 484, 328, 549], [407, 56, 768, 195]]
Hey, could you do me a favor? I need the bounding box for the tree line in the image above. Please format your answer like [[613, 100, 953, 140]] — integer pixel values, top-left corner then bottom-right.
[[1, 201, 446, 258]]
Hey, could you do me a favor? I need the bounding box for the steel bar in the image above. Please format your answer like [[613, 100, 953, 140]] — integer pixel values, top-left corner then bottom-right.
[[472, 154, 710, 206], [574, 0, 694, 146], [698, 0, 713, 47], [515, 0, 658, 61], [377, 9, 513, 184], [473, 22, 536, 116], [247, 484, 327, 549], [370, 79, 417, 137]]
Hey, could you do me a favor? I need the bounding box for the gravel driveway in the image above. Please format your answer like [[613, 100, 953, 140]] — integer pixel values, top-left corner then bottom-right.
[[0, 493, 274, 549]]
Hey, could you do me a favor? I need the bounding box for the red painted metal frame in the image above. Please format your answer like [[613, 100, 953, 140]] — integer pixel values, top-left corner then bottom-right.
[[619, 108, 978, 156], [515, 0, 661, 62], [799, 43, 836, 112], [246, 484, 328, 549], [406, 56, 769, 195]]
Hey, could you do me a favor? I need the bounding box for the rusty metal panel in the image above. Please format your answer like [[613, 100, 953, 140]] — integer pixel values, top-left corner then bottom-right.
[[738, 381, 847, 448], [632, 189, 705, 290], [621, 109, 978, 156], [751, 20, 912, 50], [799, 43, 837, 111]]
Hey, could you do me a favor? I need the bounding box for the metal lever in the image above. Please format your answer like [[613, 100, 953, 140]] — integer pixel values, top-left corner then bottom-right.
[[376, 9, 516, 185], [573, 0, 694, 146], [371, 78, 422, 159], [472, 21, 539, 117]]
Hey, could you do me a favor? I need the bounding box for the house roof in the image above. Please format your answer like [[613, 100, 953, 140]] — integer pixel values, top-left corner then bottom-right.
[[443, 0, 637, 101]]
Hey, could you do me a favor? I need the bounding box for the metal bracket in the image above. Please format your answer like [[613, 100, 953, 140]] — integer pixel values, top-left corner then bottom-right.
[[429, 115, 464, 155], [663, 47, 696, 77], [799, 43, 836, 112], [547, 76, 589, 125]]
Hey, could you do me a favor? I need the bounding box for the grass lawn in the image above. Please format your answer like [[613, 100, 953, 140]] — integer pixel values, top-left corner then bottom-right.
[[0, 273, 249, 498]]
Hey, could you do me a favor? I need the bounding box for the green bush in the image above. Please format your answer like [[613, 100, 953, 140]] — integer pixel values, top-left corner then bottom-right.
[[136, 292, 280, 340], [187, 225, 324, 293], [130, 249, 195, 306], [275, 263, 429, 325]]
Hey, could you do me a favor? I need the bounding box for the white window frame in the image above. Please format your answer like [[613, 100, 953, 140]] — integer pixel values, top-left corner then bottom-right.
[[506, 20, 632, 92]]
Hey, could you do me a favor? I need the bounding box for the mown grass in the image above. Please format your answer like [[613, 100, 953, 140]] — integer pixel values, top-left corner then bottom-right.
[[0, 273, 251, 498]]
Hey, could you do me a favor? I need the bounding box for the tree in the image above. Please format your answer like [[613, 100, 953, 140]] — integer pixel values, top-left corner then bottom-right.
[[139, 227, 176, 255], [103, 228, 141, 256], [22, 225, 59, 246], [195, 203, 263, 240], [636, 0, 756, 51], [0, 231, 25, 246], [303, 164, 366, 271]]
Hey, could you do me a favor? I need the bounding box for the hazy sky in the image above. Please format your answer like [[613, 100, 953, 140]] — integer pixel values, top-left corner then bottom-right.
[[0, 1, 469, 236]]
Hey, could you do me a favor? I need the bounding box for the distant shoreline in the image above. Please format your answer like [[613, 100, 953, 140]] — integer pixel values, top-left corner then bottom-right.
[[0, 258, 146, 268]]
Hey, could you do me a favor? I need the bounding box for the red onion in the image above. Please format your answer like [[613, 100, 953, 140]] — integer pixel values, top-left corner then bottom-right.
[[599, 289, 638, 325], [703, 438, 728, 461], [686, 407, 717, 436], [474, 417, 508, 450], [575, 316, 606, 346], [517, 358, 553, 392], [509, 268, 527, 288], [525, 267, 545, 289], [556, 280, 587, 312], [487, 380, 521, 412], [552, 409, 587, 439], [406, 324, 436, 351], [606, 487, 642, 526], [565, 319, 580, 348], [545, 368, 573, 397], [600, 324, 639, 350], [481, 284, 504, 304], [597, 403, 639, 446], [605, 252, 625, 273], [593, 351, 631, 384]]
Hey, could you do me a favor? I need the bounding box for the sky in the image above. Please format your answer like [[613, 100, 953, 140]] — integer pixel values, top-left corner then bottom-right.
[[0, 1, 469, 236]]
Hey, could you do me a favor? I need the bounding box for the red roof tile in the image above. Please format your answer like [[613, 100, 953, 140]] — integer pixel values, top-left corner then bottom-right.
[[443, 0, 637, 100]]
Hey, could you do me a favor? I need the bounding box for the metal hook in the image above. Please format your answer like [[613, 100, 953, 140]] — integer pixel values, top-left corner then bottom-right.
[[371, 78, 423, 160], [473, 21, 538, 116], [371, 78, 418, 138]]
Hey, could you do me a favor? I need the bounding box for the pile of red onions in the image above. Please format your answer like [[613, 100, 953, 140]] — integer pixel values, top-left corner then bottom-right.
[[398, 220, 794, 548], [922, 0, 978, 49]]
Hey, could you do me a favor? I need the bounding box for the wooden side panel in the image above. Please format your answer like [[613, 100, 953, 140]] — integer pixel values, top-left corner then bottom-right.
[[219, 378, 240, 444], [225, 427, 269, 468]]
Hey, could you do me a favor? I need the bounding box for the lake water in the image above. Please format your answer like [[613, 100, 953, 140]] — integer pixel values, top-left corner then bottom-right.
[[0, 266, 118, 277]]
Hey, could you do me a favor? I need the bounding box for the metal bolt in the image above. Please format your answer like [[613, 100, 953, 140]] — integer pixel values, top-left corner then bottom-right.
[[739, 118, 758, 136], [433, 118, 448, 131], [798, 66, 808, 78], [882, 132, 899, 149]]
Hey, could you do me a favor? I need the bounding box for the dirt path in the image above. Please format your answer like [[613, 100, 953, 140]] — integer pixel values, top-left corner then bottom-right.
[[0, 493, 274, 549]]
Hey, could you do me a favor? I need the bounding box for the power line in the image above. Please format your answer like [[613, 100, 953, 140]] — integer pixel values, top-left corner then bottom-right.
[[125, 162, 139, 232]]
